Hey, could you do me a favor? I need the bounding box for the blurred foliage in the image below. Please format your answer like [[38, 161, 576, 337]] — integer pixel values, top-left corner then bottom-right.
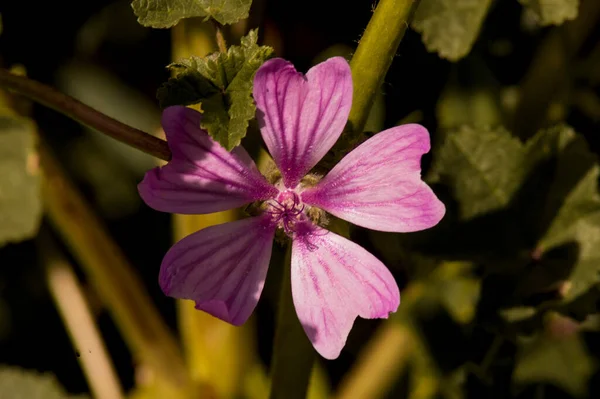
[[519, 0, 580, 26], [0, 91, 41, 247], [514, 323, 595, 398], [364, 24, 600, 387], [412, 0, 583, 61], [423, 123, 600, 316], [436, 58, 503, 129], [412, 0, 492, 61], [131, 0, 252, 27], [369, 124, 600, 398], [158, 29, 273, 150], [56, 60, 160, 219], [0, 366, 88, 399]]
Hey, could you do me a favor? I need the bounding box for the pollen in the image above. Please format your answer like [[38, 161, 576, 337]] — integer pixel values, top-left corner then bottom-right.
[[265, 190, 306, 235]]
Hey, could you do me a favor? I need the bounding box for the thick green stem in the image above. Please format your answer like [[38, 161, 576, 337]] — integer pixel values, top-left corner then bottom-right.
[[0, 69, 171, 160], [269, 245, 315, 399], [347, 0, 421, 136]]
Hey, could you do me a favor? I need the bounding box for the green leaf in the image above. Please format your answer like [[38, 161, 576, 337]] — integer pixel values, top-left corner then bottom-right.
[[537, 128, 600, 301], [431, 123, 600, 313], [428, 125, 564, 221], [0, 366, 88, 398], [0, 114, 42, 246], [412, 0, 492, 61], [158, 29, 274, 150], [519, 0, 579, 26], [428, 126, 526, 220], [131, 0, 252, 27], [514, 332, 595, 397], [156, 59, 220, 107]]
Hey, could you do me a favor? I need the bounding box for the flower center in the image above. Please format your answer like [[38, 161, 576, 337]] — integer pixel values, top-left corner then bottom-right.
[[266, 190, 307, 235]]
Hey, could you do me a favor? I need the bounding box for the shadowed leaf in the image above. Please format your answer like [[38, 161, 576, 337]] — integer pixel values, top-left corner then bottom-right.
[[0, 115, 41, 246], [0, 366, 88, 398], [412, 0, 492, 61], [429, 126, 537, 220], [157, 29, 273, 150], [537, 128, 600, 301], [519, 0, 579, 26], [131, 0, 252, 27], [514, 331, 595, 397], [430, 124, 600, 319]]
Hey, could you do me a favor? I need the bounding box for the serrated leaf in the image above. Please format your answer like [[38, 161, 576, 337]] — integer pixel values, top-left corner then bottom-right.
[[158, 29, 274, 150], [412, 0, 492, 61], [514, 332, 595, 397], [0, 115, 42, 246], [156, 61, 220, 107], [519, 0, 579, 26], [131, 0, 252, 27], [0, 366, 88, 398]]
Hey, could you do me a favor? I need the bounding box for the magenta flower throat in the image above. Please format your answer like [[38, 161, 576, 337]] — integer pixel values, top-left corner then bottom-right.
[[138, 57, 446, 359]]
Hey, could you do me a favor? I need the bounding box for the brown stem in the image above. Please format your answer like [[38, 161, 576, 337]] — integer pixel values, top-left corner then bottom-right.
[[212, 20, 228, 53], [0, 69, 171, 161]]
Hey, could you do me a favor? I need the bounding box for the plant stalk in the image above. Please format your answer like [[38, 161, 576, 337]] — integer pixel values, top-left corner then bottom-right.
[[347, 0, 421, 136], [40, 142, 189, 393], [0, 69, 171, 160], [269, 244, 315, 399]]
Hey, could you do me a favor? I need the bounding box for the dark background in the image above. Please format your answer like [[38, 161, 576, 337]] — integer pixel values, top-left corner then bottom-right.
[[0, 0, 599, 396]]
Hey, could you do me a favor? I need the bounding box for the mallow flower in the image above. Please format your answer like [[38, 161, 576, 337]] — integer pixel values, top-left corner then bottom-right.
[[138, 57, 445, 359]]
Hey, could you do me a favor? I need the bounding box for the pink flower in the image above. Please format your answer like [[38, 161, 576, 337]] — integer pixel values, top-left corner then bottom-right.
[[138, 57, 445, 359]]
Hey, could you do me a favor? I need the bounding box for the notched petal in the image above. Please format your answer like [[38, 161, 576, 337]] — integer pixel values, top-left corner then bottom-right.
[[302, 124, 446, 232], [138, 106, 277, 214], [291, 223, 400, 359], [253, 57, 353, 188], [160, 215, 276, 326]]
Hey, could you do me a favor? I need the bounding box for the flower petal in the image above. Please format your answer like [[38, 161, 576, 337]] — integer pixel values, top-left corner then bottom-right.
[[302, 124, 445, 232], [291, 223, 400, 359], [138, 106, 277, 214], [160, 215, 276, 326], [253, 57, 353, 188]]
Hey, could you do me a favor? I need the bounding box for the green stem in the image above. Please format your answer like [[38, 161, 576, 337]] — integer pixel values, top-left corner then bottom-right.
[[269, 244, 315, 399], [0, 68, 171, 161], [347, 0, 421, 136]]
